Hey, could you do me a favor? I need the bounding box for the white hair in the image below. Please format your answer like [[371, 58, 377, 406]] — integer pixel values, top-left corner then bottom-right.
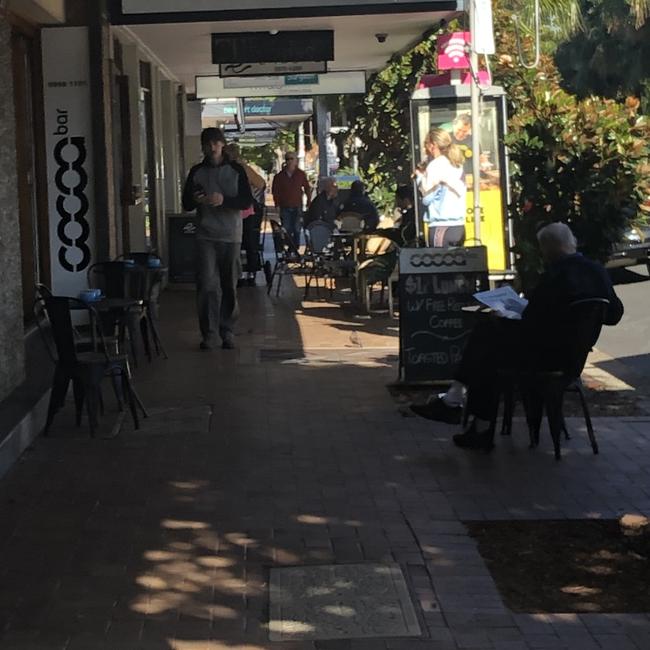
[[319, 176, 337, 191], [536, 222, 577, 257]]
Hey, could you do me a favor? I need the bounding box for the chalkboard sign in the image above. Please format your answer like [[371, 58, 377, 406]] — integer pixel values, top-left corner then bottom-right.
[[399, 247, 489, 383], [168, 214, 197, 283]]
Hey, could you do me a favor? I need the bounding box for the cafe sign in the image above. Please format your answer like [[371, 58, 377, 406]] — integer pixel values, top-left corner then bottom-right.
[[42, 26, 95, 296]]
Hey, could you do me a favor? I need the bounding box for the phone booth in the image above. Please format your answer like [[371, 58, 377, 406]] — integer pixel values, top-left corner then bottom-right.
[[410, 83, 514, 279]]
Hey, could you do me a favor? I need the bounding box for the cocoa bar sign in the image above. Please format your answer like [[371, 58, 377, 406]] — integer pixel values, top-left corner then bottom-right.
[[42, 27, 95, 296]]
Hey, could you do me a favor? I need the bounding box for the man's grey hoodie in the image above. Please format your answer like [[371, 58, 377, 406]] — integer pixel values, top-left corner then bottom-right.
[[182, 156, 253, 243]]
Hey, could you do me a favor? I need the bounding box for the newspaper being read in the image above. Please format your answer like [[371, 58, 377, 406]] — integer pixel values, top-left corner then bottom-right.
[[473, 286, 529, 320]]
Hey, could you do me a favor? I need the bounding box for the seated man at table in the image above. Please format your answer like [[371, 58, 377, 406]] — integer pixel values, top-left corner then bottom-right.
[[339, 180, 380, 231], [304, 177, 340, 228], [411, 222, 624, 450]]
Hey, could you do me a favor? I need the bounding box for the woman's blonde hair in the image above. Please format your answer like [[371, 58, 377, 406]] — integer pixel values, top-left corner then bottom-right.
[[424, 127, 464, 168]]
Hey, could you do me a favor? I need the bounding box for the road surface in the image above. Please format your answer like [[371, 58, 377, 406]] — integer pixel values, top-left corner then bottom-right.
[[597, 264, 650, 378]]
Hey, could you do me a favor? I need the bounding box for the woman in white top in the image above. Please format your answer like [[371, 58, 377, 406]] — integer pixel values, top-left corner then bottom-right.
[[415, 128, 467, 247]]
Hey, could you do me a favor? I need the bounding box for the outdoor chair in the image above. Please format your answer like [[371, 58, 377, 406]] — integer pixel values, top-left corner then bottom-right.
[[356, 238, 399, 315], [338, 212, 364, 233], [266, 220, 307, 297], [119, 253, 169, 360], [304, 220, 337, 299], [36, 295, 146, 437], [88, 261, 152, 364], [494, 298, 608, 460], [36, 283, 120, 355]]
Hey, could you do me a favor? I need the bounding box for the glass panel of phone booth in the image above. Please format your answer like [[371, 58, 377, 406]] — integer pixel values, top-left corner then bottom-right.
[[411, 95, 511, 274]]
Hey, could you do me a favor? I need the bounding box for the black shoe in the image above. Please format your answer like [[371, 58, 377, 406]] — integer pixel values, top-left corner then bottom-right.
[[453, 422, 494, 451], [410, 397, 462, 424], [221, 335, 236, 350], [199, 339, 214, 351]]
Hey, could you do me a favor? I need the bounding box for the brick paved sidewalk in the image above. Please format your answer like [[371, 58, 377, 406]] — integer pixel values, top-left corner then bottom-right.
[[1, 284, 650, 649]]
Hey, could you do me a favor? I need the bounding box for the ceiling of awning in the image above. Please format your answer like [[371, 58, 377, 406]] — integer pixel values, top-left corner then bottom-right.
[[123, 9, 460, 94]]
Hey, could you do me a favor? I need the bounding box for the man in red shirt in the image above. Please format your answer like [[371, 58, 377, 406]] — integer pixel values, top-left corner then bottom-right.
[[271, 151, 311, 247]]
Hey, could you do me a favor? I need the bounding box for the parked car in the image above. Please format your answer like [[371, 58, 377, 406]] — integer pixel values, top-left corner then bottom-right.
[[606, 225, 650, 270]]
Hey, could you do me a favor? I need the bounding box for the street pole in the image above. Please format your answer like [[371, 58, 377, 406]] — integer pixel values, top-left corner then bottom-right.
[[297, 121, 305, 170], [469, 0, 482, 243], [315, 96, 330, 181]]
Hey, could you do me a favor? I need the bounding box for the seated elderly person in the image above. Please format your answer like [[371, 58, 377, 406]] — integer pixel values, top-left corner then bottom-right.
[[411, 222, 624, 451], [339, 180, 380, 231], [304, 177, 340, 228]]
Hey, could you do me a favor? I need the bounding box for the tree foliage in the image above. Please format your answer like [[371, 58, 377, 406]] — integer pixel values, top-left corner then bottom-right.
[[344, 37, 437, 206], [556, 0, 650, 111], [344, 1, 650, 287], [492, 7, 650, 288]]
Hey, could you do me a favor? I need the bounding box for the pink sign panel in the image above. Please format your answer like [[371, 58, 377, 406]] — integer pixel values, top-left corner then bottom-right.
[[437, 32, 471, 70]]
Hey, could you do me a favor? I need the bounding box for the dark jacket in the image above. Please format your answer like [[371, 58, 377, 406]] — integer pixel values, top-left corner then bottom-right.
[[182, 156, 253, 243], [521, 253, 623, 370], [305, 192, 339, 227], [339, 194, 380, 230]]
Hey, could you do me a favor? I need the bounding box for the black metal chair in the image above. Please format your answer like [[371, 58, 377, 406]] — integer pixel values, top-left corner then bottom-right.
[[266, 220, 307, 297], [36, 296, 146, 437], [118, 254, 168, 360], [87, 261, 152, 364], [304, 220, 337, 299], [495, 298, 609, 460]]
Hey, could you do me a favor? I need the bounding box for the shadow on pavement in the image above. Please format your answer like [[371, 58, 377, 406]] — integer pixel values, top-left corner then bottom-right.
[[608, 266, 649, 286]]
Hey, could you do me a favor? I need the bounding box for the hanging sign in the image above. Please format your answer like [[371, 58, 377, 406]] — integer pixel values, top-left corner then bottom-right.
[[220, 62, 327, 77], [42, 27, 95, 296], [196, 71, 366, 98], [212, 31, 334, 64]]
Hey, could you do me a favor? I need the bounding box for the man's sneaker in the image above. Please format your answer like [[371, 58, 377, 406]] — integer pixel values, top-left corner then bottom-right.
[[199, 339, 214, 351], [221, 334, 236, 350], [410, 397, 461, 424]]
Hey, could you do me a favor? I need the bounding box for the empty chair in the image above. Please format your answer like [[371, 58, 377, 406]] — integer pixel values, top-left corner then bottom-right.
[[304, 220, 336, 298], [36, 296, 146, 437], [338, 212, 364, 233], [266, 220, 307, 297]]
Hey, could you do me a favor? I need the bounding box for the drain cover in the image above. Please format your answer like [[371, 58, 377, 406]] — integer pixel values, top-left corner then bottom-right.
[[268, 563, 421, 641]]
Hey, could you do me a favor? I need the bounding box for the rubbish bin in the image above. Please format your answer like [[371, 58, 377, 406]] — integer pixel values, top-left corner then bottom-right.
[[168, 214, 197, 283]]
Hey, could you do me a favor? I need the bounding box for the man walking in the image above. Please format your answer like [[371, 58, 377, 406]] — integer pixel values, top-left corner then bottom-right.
[[182, 128, 253, 350], [272, 151, 311, 247]]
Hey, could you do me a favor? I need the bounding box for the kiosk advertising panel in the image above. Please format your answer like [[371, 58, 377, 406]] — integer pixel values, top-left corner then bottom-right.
[[410, 86, 512, 275]]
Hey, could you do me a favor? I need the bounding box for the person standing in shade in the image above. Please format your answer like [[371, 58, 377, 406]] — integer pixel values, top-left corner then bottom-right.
[[224, 143, 266, 286], [182, 128, 253, 350], [272, 151, 311, 247]]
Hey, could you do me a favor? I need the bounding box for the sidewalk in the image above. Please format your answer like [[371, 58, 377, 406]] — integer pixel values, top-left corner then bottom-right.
[[1, 280, 650, 649]]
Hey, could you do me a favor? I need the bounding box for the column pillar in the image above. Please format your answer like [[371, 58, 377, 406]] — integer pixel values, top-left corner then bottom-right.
[[0, 17, 25, 400]]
